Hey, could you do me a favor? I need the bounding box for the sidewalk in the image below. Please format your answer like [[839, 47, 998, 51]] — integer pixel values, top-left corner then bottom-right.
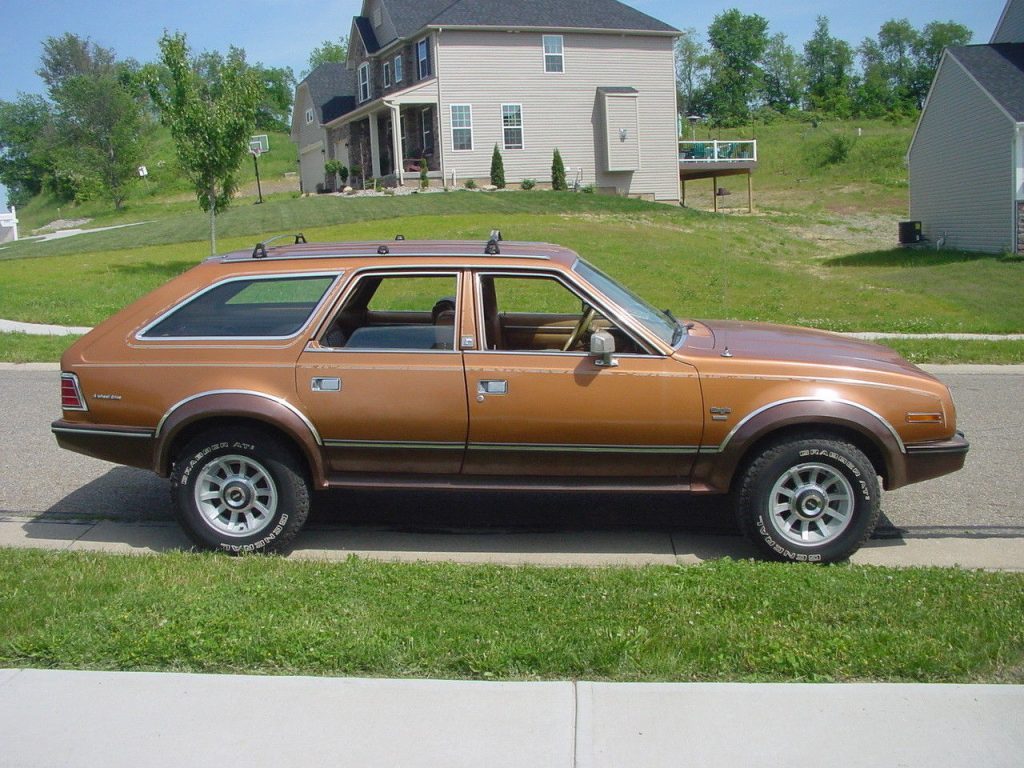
[[0, 669, 1020, 767], [2, 517, 1024, 570]]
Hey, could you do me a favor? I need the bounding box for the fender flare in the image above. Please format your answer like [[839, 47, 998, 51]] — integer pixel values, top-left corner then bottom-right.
[[693, 398, 906, 493], [153, 390, 326, 486]]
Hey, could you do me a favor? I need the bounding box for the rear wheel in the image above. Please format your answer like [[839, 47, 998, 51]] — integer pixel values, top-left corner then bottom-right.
[[170, 428, 310, 554], [735, 436, 881, 563]]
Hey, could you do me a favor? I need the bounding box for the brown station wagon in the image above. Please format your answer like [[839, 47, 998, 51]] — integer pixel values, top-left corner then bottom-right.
[[53, 234, 968, 562]]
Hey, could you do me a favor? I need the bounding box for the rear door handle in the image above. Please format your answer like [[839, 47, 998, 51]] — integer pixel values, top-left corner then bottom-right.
[[477, 380, 508, 395], [311, 377, 341, 392]]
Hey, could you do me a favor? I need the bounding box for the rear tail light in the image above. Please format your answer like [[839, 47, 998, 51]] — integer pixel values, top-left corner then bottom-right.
[[60, 373, 88, 411]]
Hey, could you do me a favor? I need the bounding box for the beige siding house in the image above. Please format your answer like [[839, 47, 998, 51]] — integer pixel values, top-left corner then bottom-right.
[[290, 63, 355, 193], [291, 0, 681, 202], [909, 0, 1024, 253]]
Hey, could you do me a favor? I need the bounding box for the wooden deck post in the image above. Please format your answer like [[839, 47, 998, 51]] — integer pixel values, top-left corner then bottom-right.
[[747, 172, 753, 213], [712, 176, 718, 213]]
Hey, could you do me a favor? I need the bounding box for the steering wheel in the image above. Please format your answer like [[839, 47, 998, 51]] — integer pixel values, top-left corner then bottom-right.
[[563, 306, 597, 352]]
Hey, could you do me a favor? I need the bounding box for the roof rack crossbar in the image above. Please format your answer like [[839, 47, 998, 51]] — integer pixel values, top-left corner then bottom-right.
[[252, 233, 307, 259]]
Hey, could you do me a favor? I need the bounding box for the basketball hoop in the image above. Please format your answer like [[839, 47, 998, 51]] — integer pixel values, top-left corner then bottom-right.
[[249, 144, 264, 157]]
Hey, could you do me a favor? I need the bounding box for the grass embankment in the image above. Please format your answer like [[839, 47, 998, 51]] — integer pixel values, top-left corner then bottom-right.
[[2, 550, 1021, 682]]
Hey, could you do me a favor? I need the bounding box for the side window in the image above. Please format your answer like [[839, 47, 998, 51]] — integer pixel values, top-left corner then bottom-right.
[[141, 275, 335, 339], [479, 274, 644, 354], [321, 274, 458, 351]]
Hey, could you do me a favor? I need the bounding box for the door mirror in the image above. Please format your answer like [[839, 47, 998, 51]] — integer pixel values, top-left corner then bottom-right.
[[590, 330, 618, 367]]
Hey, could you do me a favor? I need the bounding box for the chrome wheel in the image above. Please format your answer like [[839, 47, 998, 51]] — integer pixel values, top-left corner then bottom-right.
[[194, 454, 279, 537], [767, 462, 854, 547]]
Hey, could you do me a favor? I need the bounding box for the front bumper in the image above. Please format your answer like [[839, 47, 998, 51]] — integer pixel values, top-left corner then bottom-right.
[[899, 431, 970, 487]]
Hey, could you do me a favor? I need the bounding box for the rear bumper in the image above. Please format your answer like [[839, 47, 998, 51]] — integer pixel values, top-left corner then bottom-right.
[[896, 431, 970, 488], [51, 420, 156, 471]]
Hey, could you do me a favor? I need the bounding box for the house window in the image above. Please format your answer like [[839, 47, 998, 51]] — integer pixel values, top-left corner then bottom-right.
[[383, 61, 391, 88], [305, 108, 314, 125], [450, 105, 472, 151], [394, 55, 403, 83], [502, 104, 523, 150], [421, 107, 434, 154], [358, 63, 371, 102], [543, 35, 564, 73], [417, 38, 431, 79]]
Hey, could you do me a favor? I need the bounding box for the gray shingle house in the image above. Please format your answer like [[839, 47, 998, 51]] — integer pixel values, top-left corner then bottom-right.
[[291, 0, 681, 201], [908, 0, 1024, 253]]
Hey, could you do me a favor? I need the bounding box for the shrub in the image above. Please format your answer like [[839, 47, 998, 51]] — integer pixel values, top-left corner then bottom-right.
[[419, 159, 429, 189], [520, 178, 536, 191], [464, 178, 477, 190], [490, 144, 506, 188], [551, 149, 566, 191]]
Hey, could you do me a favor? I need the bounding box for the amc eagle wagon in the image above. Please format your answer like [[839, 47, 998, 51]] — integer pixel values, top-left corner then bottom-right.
[[53, 233, 968, 562]]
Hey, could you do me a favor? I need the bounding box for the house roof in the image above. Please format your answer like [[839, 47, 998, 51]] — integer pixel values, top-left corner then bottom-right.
[[947, 44, 1024, 121], [299, 63, 356, 123], [377, 0, 677, 44], [354, 16, 382, 54]]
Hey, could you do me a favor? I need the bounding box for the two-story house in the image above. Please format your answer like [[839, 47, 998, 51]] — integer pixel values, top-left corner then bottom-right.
[[292, 0, 681, 202]]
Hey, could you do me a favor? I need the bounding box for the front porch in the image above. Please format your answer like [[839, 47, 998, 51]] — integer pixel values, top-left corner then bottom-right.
[[341, 100, 441, 187]]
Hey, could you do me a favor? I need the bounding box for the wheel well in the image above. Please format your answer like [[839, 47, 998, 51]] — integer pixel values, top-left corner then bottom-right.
[[166, 417, 311, 480], [731, 423, 888, 492]]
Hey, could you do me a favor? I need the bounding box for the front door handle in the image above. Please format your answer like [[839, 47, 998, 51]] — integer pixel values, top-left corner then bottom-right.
[[311, 377, 341, 392], [477, 379, 508, 395]]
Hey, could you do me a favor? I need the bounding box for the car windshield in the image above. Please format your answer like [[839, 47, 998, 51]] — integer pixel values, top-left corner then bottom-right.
[[573, 259, 681, 346]]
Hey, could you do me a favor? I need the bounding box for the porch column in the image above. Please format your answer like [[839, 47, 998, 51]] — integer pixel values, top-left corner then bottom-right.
[[388, 102, 404, 186], [369, 114, 382, 178]]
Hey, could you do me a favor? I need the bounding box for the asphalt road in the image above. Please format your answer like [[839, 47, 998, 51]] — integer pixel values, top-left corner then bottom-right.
[[1, 367, 1021, 537]]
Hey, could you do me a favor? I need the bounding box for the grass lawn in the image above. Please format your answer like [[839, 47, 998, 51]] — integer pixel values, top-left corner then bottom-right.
[[1, 550, 1021, 682], [1, 194, 1023, 337]]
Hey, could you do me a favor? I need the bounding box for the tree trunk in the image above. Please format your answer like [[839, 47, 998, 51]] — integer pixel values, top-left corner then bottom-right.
[[208, 190, 217, 256]]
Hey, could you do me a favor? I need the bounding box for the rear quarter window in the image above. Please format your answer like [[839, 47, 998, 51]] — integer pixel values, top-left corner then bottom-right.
[[139, 275, 336, 339]]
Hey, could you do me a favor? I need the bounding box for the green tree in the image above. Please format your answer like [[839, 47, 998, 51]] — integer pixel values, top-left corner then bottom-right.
[[0, 95, 55, 206], [803, 17, 855, 116], [306, 36, 349, 76], [37, 33, 116, 98], [147, 32, 263, 255], [704, 9, 770, 124], [490, 144, 505, 188], [55, 73, 144, 209], [909, 21, 972, 106], [674, 28, 709, 118], [857, 19, 921, 115], [760, 33, 804, 113], [551, 148, 566, 191]]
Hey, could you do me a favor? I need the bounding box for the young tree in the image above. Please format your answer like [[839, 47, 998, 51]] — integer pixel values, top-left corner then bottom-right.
[[147, 32, 263, 255], [551, 148, 566, 191], [306, 36, 349, 76], [910, 21, 972, 106], [55, 73, 143, 209], [704, 9, 770, 124], [490, 144, 505, 188], [803, 17, 855, 116]]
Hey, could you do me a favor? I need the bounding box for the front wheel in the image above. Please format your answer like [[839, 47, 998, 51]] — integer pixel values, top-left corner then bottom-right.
[[735, 436, 881, 563], [170, 428, 310, 554]]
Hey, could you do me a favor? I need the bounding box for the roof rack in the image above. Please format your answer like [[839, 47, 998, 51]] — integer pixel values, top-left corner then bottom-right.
[[252, 233, 307, 259]]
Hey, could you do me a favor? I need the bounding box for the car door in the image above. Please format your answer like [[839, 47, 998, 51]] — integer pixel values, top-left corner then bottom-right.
[[463, 271, 704, 479], [295, 269, 468, 475]]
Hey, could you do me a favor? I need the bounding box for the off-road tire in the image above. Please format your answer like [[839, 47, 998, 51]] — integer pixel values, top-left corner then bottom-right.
[[170, 428, 310, 554], [735, 435, 881, 563]]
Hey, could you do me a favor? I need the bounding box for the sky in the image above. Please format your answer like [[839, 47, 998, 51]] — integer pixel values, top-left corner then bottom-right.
[[0, 0, 1010, 208]]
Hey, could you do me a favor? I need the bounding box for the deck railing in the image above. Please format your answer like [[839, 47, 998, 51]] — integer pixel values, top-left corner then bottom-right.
[[679, 140, 757, 162]]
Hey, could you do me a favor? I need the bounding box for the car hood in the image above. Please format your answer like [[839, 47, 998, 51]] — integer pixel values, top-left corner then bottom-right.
[[695, 319, 933, 378]]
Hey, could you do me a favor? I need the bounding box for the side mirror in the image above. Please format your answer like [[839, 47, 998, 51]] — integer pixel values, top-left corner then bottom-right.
[[590, 330, 618, 367]]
